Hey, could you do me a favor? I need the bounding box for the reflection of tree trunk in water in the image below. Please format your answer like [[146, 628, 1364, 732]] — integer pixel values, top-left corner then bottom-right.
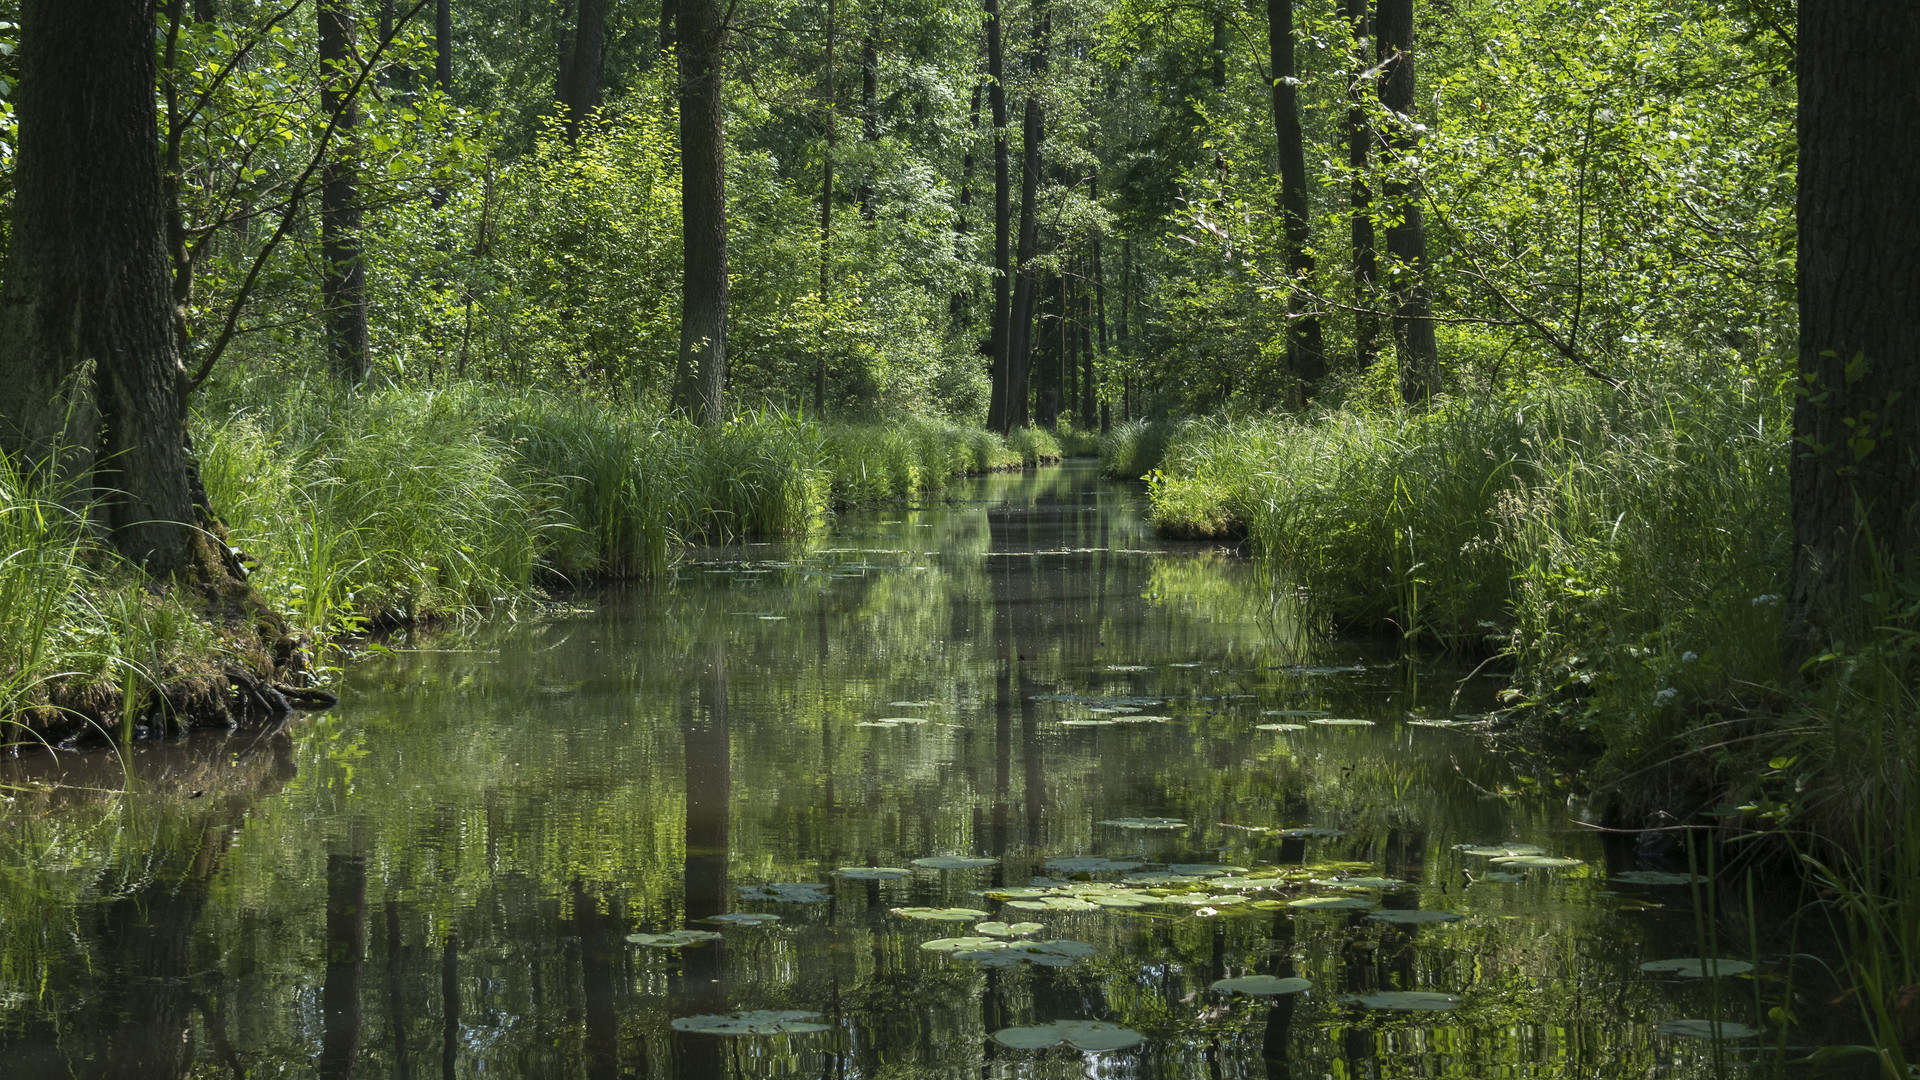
[[320, 852, 368, 1080], [441, 934, 459, 1080], [387, 900, 412, 1080], [572, 883, 623, 1080], [1261, 912, 1297, 1072], [675, 641, 730, 1077]]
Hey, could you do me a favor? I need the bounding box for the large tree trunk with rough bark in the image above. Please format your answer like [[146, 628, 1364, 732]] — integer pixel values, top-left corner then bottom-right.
[[0, 0, 199, 574], [1787, 1, 1920, 662], [320, 0, 369, 382], [672, 0, 729, 422], [1376, 0, 1438, 404], [1267, 0, 1325, 401], [1004, 0, 1049, 432], [561, 0, 609, 143], [984, 0, 1014, 432]]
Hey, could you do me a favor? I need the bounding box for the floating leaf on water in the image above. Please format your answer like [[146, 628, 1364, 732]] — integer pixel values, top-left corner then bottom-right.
[[1281, 827, 1345, 839], [1640, 959, 1755, 978], [1367, 909, 1463, 925], [1404, 717, 1464, 728], [974, 921, 1044, 937], [984, 886, 1054, 898], [1116, 715, 1173, 723], [1309, 718, 1376, 727], [1257, 723, 1308, 732], [1289, 896, 1377, 911], [1653, 1019, 1762, 1039], [627, 930, 724, 948], [1121, 872, 1196, 885], [1473, 872, 1524, 884], [1249, 900, 1291, 911], [1212, 877, 1290, 889], [1453, 843, 1547, 857], [1167, 864, 1246, 877], [1045, 857, 1142, 873], [1315, 877, 1404, 889], [740, 883, 831, 903], [889, 700, 936, 707], [991, 1020, 1145, 1052], [1061, 719, 1118, 727], [1490, 855, 1583, 869], [957, 939, 1095, 968], [1350, 991, 1460, 1011], [671, 1010, 831, 1036], [1108, 706, 1143, 714], [705, 913, 780, 926], [1099, 817, 1187, 830], [1003, 896, 1099, 912], [921, 936, 1007, 953], [1612, 871, 1708, 886], [1105, 665, 1153, 673], [866, 717, 930, 726], [1212, 975, 1312, 997], [836, 866, 911, 880], [912, 855, 1000, 870], [1091, 893, 1154, 908], [891, 906, 992, 922], [1170, 662, 1204, 668], [1262, 709, 1329, 717]]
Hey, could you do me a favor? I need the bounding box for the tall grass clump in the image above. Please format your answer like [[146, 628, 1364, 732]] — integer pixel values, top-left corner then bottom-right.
[[1004, 426, 1063, 467], [1098, 419, 1177, 480], [0, 454, 95, 728], [683, 410, 826, 541]]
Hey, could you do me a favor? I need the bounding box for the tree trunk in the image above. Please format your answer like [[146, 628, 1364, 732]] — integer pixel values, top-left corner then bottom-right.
[[1210, 13, 1227, 91], [1078, 260, 1095, 424], [1787, 0, 1920, 660], [659, 0, 678, 60], [320, 0, 370, 383], [1376, 0, 1438, 404], [0, 0, 198, 574], [1267, 0, 1325, 401], [1005, 1, 1049, 432], [859, 32, 877, 221], [1345, 0, 1378, 369], [436, 0, 452, 93], [1092, 219, 1109, 431], [817, 0, 837, 414], [672, 0, 729, 422], [562, 0, 609, 143], [985, 0, 1014, 432]]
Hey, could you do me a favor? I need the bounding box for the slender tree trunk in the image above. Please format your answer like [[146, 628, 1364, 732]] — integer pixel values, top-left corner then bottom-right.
[[816, 0, 837, 414], [672, 0, 729, 422], [1376, 0, 1438, 404], [1005, 1, 1050, 431], [1344, 0, 1378, 369], [562, 0, 609, 143], [985, 0, 1014, 432], [0, 0, 198, 573], [1078, 262, 1095, 424], [1093, 218, 1109, 431], [1210, 12, 1227, 90], [435, 0, 452, 92], [859, 32, 877, 221], [1268, 0, 1325, 401], [320, 0, 369, 382], [1787, 0, 1920, 661]]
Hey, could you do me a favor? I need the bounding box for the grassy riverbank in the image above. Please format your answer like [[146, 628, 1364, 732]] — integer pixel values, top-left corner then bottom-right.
[[0, 383, 1058, 739], [1107, 381, 1919, 1066]]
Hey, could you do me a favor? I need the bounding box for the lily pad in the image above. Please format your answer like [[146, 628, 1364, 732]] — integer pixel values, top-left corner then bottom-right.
[[1090, 893, 1155, 908], [836, 866, 911, 880], [889, 700, 936, 707], [1350, 991, 1460, 1011], [740, 883, 830, 903], [1367, 909, 1464, 925], [991, 1020, 1145, 1052], [1309, 718, 1376, 726], [1211, 877, 1291, 889], [1490, 855, 1583, 869], [859, 717, 929, 728], [1045, 857, 1142, 873], [1640, 959, 1755, 978], [671, 1010, 831, 1036], [627, 930, 724, 948], [1167, 864, 1247, 877], [1612, 871, 1708, 886], [1472, 872, 1524, 884], [892, 906, 992, 922], [1280, 827, 1346, 839], [1003, 896, 1099, 912], [1315, 877, 1404, 889], [1212, 975, 1312, 997], [912, 855, 1000, 870], [1099, 817, 1187, 830], [1115, 714, 1172, 723], [1653, 1019, 1762, 1039], [1289, 896, 1377, 911], [974, 921, 1044, 937], [1262, 710, 1329, 717], [1105, 665, 1153, 673], [922, 936, 1007, 953], [1454, 843, 1547, 857], [1060, 719, 1118, 727], [705, 913, 780, 926], [1257, 723, 1308, 732]]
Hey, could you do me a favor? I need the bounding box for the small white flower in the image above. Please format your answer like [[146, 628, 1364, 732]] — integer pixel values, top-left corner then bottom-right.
[[1655, 688, 1678, 704], [1681, 651, 1698, 663]]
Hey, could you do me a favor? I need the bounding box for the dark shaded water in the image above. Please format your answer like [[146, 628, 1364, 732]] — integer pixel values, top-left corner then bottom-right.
[[0, 464, 1837, 1077]]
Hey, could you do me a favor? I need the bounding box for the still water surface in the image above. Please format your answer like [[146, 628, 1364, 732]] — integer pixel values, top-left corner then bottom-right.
[[0, 464, 1805, 1077]]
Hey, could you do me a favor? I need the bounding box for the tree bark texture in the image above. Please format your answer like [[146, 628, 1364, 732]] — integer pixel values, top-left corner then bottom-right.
[[320, 0, 370, 382], [673, 0, 730, 423], [1210, 13, 1227, 91], [1005, 1, 1049, 432], [0, 0, 198, 573], [562, 0, 609, 143], [1787, 1, 1920, 660], [1376, 0, 1438, 404], [985, 0, 1014, 432], [1267, 0, 1325, 401], [859, 32, 878, 221], [1345, 0, 1378, 369], [436, 0, 453, 93]]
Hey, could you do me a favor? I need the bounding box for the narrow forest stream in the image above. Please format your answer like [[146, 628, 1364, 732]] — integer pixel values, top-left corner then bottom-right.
[[0, 464, 1839, 1078]]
